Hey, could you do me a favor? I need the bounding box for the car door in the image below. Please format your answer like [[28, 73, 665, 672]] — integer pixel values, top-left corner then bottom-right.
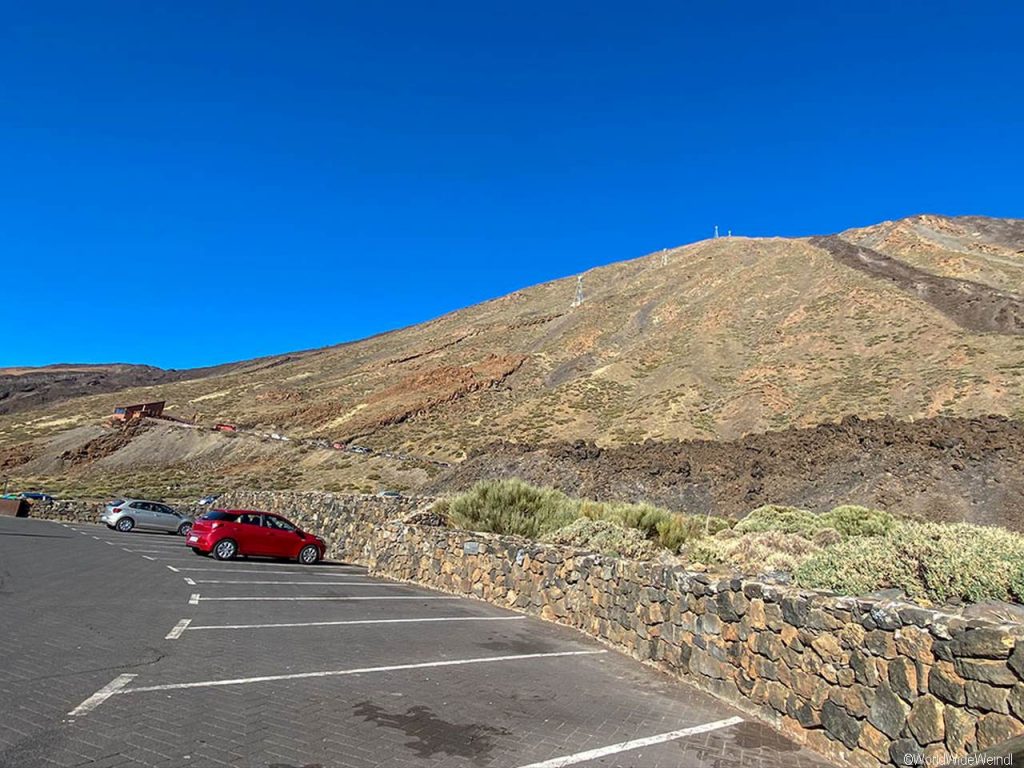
[[151, 504, 180, 532], [261, 515, 302, 558], [233, 513, 268, 556], [130, 501, 157, 529]]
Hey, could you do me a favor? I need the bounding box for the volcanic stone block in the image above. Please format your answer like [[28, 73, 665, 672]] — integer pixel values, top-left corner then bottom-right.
[[820, 700, 862, 749], [888, 657, 919, 702], [928, 661, 967, 705], [954, 658, 1017, 685], [868, 684, 910, 739], [907, 695, 945, 745], [976, 713, 1024, 751]]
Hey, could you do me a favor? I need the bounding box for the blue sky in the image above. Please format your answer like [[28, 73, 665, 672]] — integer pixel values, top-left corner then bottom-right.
[[2, 1, 1021, 368]]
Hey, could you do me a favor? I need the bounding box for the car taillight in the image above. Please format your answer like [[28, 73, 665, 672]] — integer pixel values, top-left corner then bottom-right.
[[112, 507, 122, 514]]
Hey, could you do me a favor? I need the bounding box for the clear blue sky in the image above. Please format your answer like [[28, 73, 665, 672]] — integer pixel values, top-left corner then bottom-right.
[[2, 1, 1021, 369]]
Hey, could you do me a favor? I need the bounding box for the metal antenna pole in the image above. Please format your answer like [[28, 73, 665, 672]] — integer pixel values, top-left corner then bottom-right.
[[571, 275, 584, 308]]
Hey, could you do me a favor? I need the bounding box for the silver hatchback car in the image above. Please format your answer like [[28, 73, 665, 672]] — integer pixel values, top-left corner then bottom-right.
[[101, 498, 194, 536]]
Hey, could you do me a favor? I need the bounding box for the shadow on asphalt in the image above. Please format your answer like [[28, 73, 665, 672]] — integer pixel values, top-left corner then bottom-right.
[[0, 531, 73, 539]]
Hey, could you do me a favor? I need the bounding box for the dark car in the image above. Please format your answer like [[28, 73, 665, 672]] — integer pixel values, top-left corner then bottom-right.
[[187, 510, 327, 564]]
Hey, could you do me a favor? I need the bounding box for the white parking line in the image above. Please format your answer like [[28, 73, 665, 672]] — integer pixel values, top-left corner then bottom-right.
[[166, 565, 180, 573], [192, 580, 392, 586], [120, 650, 606, 694], [67, 674, 137, 717], [176, 565, 363, 573], [184, 577, 196, 585], [187, 616, 526, 631], [189, 593, 200, 605], [194, 595, 458, 602], [124, 548, 186, 553], [141, 555, 156, 561], [165, 619, 193, 640], [514, 717, 744, 768]]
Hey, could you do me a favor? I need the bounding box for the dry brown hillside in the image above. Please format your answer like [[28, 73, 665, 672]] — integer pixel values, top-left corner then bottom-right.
[[2, 214, 1023, 502]]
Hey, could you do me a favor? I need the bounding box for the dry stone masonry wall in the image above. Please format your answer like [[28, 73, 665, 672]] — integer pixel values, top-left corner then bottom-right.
[[364, 523, 1024, 767], [214, 490, 428, 561]]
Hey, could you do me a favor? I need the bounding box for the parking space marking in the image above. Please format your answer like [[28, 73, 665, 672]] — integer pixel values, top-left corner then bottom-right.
[[187, 616, 527, 631], [183, 577, 196, 585], [176, 566, 364, 575], [166, 565, 180, 572], [120, 650, 606, 695], [514, 716, 745, 768], [141, 555, 156, 561], [189, 593, 200, 605], [124, 548, 187, 553], [67, 674, 137, 718], [165, 619, 193, 640], [192, 579, 397, 586], [194, 595, 460, 602]]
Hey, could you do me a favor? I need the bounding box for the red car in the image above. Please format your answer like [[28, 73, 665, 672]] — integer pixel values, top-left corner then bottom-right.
[[187, 509, 327, 564]]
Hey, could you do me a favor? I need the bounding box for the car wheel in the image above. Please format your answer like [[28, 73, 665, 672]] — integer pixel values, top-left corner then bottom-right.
[[213, 539, 237, 561], [115, 517, 135, 532], [298, 544, 320, 565], [177, 522, 193, 537]]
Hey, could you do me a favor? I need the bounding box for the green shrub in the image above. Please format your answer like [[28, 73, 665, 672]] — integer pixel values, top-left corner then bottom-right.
[[543, 518, 656, 560], [734, 503, 895, 540], [446, 479, 577, 539], [444, 479, 730, 554], [796, 522, 1024, 604], [690, 530, 821, 575], [821, 505, 895, 537], [734, 505, 824, 537]]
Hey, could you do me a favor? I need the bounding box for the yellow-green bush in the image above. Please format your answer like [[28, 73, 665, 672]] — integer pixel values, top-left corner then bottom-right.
[[689, 530, 821, 574], [734, 503, 894, 539], [443, 479, 728, 552], [445, 479, 577, 539], [795, 522, 1024, 604], [822, 505, 896, 537], [543, 518, 656, 559], [583, 502, 732, 552], [733, 505, 824, 537]]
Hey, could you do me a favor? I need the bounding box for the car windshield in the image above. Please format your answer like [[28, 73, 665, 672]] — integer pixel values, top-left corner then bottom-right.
[[108, 499, 124, 506]]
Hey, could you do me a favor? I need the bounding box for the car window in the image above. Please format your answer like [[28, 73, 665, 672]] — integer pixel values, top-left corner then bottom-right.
[[155, 505, 174, 515], [265, 516, 296, 532], [130, 501, 148, 511], [204, 511, 238, 522], [238, 513, 263, 526]]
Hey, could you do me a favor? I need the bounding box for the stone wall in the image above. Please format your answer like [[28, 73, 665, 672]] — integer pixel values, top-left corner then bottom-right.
[[27, 499, 104, 523], [216, 490, 431, 561], [364, 523, 1024, 767]]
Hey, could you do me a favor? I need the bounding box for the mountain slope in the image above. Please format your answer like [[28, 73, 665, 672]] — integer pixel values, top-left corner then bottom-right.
[[1, 214, 1023, 499]]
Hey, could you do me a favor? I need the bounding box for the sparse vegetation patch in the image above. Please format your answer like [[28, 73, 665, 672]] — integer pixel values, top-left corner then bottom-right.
[[440, 479, 1024, 605]]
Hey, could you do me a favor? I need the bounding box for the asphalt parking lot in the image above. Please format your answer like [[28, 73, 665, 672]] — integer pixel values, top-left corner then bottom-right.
[[0, 515, 829, 768]]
